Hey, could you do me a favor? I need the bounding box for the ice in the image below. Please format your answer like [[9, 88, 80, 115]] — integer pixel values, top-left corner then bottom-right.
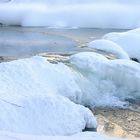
[[0, 1, 140, 28], [0, 131, 128, 140], [103, 28, 140, 61], [1, 55, 140, 109], [70, 52, 140, 106], [0, 94, 96, 135], [88, 39, 129, 59], [0, 54, 140, 135], [0, 56, 97, 135]]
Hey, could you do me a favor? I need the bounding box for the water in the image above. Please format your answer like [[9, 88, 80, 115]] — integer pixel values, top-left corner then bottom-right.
[[0, 26, 126, 58], [0, 27, 78, 58]]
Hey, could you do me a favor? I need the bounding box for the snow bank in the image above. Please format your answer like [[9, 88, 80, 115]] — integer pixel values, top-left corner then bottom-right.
[[0, 131, 127, 140], [0, 54, 140, 135], [0, 94, 96, 135], [8, 0, 140, 5], [0, 56, 97, 135], [70, 52, 140, 106], [1, 55, 140, 108], [88, 39, 129, 59], [0, 1, 140, 28], [103, 28, 140, 61]]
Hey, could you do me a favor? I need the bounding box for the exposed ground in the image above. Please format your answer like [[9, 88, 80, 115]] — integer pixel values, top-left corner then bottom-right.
[[94, 107, 140, 138]]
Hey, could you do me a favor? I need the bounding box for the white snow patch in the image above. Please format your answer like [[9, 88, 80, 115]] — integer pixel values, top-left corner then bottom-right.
[[88, 39, 129, 59], [0, 131, 129, 140], [0, 56, 97, 135], [1, 55, 140, 108], [103, 29, 140, 61], [70, 52, 140, 106], [0, 91, 97, 135], [0, 54, 140, 135]]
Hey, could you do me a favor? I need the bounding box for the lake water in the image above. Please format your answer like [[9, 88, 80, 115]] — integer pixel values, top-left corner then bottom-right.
[[0, 26, 127, 58]]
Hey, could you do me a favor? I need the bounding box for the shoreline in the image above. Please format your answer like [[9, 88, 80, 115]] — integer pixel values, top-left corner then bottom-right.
[[94, 107, 140, 138]]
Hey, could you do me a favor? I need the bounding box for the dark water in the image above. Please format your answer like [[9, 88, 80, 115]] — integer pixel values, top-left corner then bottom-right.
[[0, 26, 127, 58]]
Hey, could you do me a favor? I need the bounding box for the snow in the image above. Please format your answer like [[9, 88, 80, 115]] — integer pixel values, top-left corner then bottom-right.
[[0, 94, 97, 135], [0, 1, 140, 139], [0, 1, 140, 28], [70, 52, 140, 106], [103, 28, 140, 61], [1, 55, 140, 109], [88, 39, 130, 59], [0, 56, 97, 135], [0, 131, 129, 140], [0, 54, 140, 137]]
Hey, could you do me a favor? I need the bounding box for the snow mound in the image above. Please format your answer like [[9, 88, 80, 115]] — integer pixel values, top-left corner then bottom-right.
[[88, 39, 129, 59], [103, 30, 140, 61], [70, 52, 140, 106], [0, 1, 140, 28], [0, 131, 126, 140], [0, 93, 96, 135], [1, 55, 140, 117], [0, 56, 97, 135], [0, 56, 82, 103]]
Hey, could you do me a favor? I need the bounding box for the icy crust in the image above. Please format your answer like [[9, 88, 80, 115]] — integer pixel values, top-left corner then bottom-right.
[[0, 131, 127, 140], [1, 55, 140, 107], [8, 0, 140, 5], [0, 56, 82, 102], [0, 1, 140, 28], [88, 39, 129, 59], [103, 28, 140, 61], [0, 94, 96, 135], [70, 52, 140, 106], [0, 55, 140, 134], [0, 57, 97, 135]]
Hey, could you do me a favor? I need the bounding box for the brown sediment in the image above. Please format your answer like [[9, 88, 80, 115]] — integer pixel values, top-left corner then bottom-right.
[[93, 107, 140, 138]]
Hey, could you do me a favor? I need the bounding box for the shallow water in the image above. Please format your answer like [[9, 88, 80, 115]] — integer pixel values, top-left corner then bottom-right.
[[0, 26, 127, 58], [1, 26, 139, 139]]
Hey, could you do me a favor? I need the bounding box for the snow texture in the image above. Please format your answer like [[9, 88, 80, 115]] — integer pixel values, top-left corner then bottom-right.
[[0, 53, 140, 136], [88, 39, 130, 59], [103, 28, 140, 61], [0, 94, 96, 135], [0, 56, 97, 135], [0, 131, 129, 140], [69, 52, 140, 106], [1, 55, 140, 109]]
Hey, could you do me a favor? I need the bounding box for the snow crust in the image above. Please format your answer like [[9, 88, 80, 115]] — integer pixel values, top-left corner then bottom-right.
[[103, 28, 140, 61], [88, 39, 129, 59], [0, 1, 140, 28], [0, 94, 96, 135], [0, 56, 97, 135], [0, 131, 127, 140], [0, 52, 140, 135], [70, 52, 140, 106], [1, 55, 140, 109]]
